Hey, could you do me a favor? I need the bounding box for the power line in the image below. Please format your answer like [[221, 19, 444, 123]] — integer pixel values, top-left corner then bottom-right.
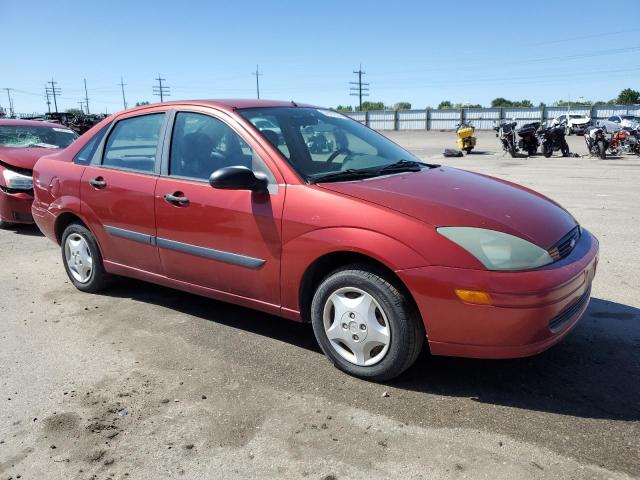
[[153, 74, 170, 102], [46, 79, 61, 113], [119, 77, 128, 110], [3, 88, 15, 117], [83, 78, 90, 114], [252, 64, 263, 99], [349, 64, 369, 110]]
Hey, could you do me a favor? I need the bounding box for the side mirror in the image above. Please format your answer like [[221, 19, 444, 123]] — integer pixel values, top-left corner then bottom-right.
[[209, 166, 268, 193]]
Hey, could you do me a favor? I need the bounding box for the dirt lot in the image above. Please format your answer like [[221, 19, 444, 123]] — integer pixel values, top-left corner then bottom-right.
[[1, 131, 639, 479]]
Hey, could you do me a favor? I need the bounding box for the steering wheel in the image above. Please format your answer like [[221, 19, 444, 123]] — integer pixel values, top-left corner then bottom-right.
[[326, 148, 351, 163]]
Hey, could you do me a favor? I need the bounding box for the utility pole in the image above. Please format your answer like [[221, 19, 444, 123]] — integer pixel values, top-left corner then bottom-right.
[[47, 79, 61, 113], [4, 88, 15, 117], [83, 78, 90, 114], [252, 64, 263, 99], [119, 77, 128, 110], [44, 84, 51, 113], [153, 74, 170, 102], [349, 64, 369, 110]]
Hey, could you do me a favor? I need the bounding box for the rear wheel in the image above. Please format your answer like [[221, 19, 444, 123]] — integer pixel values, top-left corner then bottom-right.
[[61, 223, 113, 293], [311, 265, 424, 381], [597, 140, 606, 159], [543, 143, 553, 157]]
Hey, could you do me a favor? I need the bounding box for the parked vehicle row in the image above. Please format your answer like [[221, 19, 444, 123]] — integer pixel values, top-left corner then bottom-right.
[[493, 120, 570, 158]]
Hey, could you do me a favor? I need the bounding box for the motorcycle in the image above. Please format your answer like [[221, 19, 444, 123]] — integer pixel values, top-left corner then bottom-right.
[[494, 121, 518, 157], [517, 121, 540, 156], [611, 127, 640, 155], [584, 126, 610, 159], [538, 121, 570, 158], [455, 122, 476, 154]]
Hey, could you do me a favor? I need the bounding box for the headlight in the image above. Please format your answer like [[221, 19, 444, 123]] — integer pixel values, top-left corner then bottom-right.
[[2, 168, 33, 190], [437, 227, 553, 271]]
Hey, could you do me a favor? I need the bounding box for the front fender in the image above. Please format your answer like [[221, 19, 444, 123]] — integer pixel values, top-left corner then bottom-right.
[[280, 226, 430, 316]]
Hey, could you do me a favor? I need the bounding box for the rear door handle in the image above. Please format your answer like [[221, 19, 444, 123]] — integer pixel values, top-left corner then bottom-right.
[[164, 192, 189, 206], [90, 177, 107, 189]]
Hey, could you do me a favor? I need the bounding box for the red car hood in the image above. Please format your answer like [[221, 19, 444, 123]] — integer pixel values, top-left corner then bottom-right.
[[0, 147, 57, 170], [318, 166, 577, 249]]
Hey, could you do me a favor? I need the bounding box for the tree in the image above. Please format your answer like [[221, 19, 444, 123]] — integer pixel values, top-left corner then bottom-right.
[[437, 100, 453, 109], [616, 88, 640, 105], [65, 108, 83, 115], [491, 98, 533, 108], [335, 105, 353, 112], [393, 102, 412, 110], [135, 101, 150, 106], [453, 102, 482, 109], [356, 101, 386, 111]]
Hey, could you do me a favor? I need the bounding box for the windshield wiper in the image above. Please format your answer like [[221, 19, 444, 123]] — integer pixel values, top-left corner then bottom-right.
[[311, 168, 381, 183], [312, 160, 439, 184]]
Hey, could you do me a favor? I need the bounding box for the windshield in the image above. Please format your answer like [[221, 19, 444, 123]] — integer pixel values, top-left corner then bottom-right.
[[238, 107, 422, 181], [0, 125, 77, 149], [569, 115, 584, 119]]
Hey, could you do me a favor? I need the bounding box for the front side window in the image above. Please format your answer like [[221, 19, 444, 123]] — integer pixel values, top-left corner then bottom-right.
[[239, 107, 423, 181], [102, 113, 165, 173], [169, 112, 275, 185], [0, 125, 77, 149]]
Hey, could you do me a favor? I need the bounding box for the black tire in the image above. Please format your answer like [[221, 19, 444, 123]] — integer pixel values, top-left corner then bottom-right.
[[508, 145, 517, 158], [597, 140, 606, 159], [527, 147, 537, 156], [543, 144, 553, 158], [310, 265, 425, 381], [464, 147, 473, 154], [61, 223, 113, 293]]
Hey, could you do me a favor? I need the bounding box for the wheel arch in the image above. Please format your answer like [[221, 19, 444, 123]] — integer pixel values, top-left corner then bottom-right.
[[54, 211, 90, 244], [298, 250, 423, 329]]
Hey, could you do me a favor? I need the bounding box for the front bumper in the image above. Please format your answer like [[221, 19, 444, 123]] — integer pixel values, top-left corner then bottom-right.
[[570, 124, 590, 134], [0, 188, 34, 224], [397, 229, 599, 359]]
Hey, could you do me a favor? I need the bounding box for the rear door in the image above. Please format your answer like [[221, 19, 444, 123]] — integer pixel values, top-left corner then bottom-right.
[[80, 111, 167, 274], [154, 109, 284, 306]]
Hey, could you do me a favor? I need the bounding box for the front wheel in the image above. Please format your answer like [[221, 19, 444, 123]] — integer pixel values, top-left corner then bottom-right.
[[61, 223, 113, 293], [597, 140, 606, 159], [464, 147, 473, 154], [311, 266, 424, 381], [543, 143, 553, 157]]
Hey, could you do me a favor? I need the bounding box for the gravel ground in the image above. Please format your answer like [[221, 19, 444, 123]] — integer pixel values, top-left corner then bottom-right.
[[1, 130, 638, 480]]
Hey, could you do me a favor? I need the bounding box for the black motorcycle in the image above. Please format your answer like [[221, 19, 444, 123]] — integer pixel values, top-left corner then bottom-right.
[[584, 126, 609, 159], [538, 122, 570, 157], [494, 121, 518, 157], [517, 122, 540, 156]]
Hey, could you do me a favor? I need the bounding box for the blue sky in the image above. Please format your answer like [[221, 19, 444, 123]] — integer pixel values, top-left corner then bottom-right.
[[2, 0, 639, 114]]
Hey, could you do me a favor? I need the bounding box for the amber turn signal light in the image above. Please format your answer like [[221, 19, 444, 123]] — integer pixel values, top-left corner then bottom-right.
[[454, 289, 493, 305]]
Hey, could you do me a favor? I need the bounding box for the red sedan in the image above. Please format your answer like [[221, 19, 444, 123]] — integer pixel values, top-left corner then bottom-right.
[[31, 100, 598, 380], [0, 119, 77, 227]]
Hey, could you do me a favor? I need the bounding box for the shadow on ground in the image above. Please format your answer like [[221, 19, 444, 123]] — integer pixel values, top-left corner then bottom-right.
[[104, 280, 640, 421], [1, 224, 43, 237]]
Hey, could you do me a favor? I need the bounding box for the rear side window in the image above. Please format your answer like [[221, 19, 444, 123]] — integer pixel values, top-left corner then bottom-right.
[[102, 113, 165, 173], [74, 125, 109, 165]]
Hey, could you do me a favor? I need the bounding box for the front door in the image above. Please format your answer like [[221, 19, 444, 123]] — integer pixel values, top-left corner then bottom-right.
[[81, 112, 167, 274], [154, 111, 284, 306]]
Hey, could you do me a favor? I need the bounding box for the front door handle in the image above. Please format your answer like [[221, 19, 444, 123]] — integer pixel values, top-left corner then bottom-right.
[[89, 177, 107, 189], [164, 192, 190, 206]]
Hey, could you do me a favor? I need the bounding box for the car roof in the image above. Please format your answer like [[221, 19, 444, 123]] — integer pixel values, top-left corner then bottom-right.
[[121, 99, 318, 115], [0, 118, 70, 128]]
